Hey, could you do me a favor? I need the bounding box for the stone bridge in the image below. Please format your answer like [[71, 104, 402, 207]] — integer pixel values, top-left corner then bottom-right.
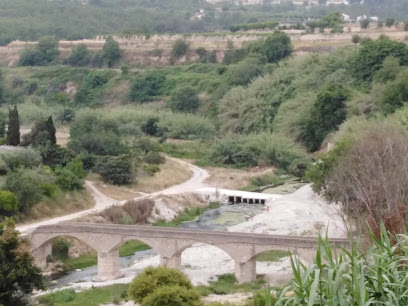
[[29, 223, 349, 283]]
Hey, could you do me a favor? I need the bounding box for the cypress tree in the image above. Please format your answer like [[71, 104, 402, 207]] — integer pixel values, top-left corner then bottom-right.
[[6, 106, 20, 146], [46, 116, 56, 145]]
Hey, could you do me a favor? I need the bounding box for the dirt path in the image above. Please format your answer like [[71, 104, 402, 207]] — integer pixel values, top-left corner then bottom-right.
[[16, 158, 209, 235]]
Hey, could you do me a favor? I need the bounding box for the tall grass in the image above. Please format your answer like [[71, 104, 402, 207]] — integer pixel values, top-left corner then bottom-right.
[[276, 224, 408, 305]]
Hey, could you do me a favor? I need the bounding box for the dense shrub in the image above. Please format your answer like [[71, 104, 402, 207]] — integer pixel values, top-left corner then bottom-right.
[[122, 199, 154, 223], [102, 36, 121, 67], [226, 57, 263, 86], [351, 36, 408, 82], [95, 154, 134, 185], [141, 286, 202, 306], [380, 69, 408, 114], [166, 86, 200, 113], [303, 84, 349, 151], [0, 190, 19, 213], [143, 151, 165, 165], [65, 44, 92, 67], [52, 237, 71, 260], [129, 71, 166, 102], [55, 167, 84, 191], [4, 168, 54, 212], [171, 39, 189, 58], [65, 159, 87, 179], [128, 266, 193, 304], [209, 133, 311, 176], [0, 147, 42, 171], [263, 31, 292, 63], [19, 36, 59, 66]]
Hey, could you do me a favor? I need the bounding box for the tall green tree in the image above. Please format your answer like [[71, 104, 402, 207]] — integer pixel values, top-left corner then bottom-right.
[[0, 218, 44, 305], [0, 70, 5, 104], [46, 116, 57, 145], [303, 84, 349, 151], [6, 106, 20, 146], [102, 36, 121, 67], [263, 32, 292, 63]]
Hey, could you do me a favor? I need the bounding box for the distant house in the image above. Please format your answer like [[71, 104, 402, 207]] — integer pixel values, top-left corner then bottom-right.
[[342, 14, 350, 22], [357, 15, 367, 21], [370, 16, 379, 22]]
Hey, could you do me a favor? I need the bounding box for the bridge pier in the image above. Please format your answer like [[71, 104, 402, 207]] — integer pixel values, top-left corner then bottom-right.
[[32, 243, 52, 268], [160, 254, 181, 269], [235, 258, 256, 284], [94, 249, 122, 282]]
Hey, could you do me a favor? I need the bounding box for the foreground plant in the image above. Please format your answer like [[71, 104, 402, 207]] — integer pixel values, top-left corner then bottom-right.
[[276, 224, 408, 305]]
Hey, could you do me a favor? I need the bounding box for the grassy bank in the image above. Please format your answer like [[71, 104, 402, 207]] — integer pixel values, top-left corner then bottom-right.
[[37, 284, 129, 306], [62, 240, 150, 271]]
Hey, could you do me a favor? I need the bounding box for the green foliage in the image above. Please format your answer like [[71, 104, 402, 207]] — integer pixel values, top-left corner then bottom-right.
[[141, 285, 202, 306], [69, 112, 128, 155], [0, 147, 42, 171], [95, 154, 134, 185], [65, 159, 87, 179], [360, 19, 370, 29], [102, 36, 121, 67], [144, 151, 165, 165], [380, 69, 408, 114], [6, 106, 20, 146], [226, 57, 263, 86], [229, 21, 278, 32], [352, 34, 361, 44], [128, 266, 193, 304], [351, 36, 408, 82], [171, 39, 189, 59], [385, 17, 395, 27], [55, 167, 84, 191], [19, 36, 59, 66], [263, 32, 292, 63], [52, 237, 72, 260], [373, 55, 402, 83], [276, 225, 408, 305], [21, 116, 56, 146], [65, 44, 92, 67], [208, 133, 311, 176], [167, 86, 200, 113], [0, 218, 44, 305], [129, 71, 166, 102], [4, 168, 55, 211], [303, 84, 349, 151], [0, 191, 18, 213], [196, 273, 266, 296], [141, 117, 160, 136]]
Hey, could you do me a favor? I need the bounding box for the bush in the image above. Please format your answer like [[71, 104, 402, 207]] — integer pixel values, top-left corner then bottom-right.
[[65, 44, 92, 66], [102, 36, 121, 67], [166, 86, 200, 113], [144, 151, 165, 165], [65, 159, 87, 179], [171, 39, 189, 58], [129, 71, 166, 102], [351, 34, 361, 44], [52, 237, 71, 260], [141, 286, 202, 306], [55, 167, 84, 191], [19, 36, 59, 66], [380, 69, 408, 114], [5, 168, 54, 212], [303, 84, 349, 151], [128, 266, 194, 304], [351, 36, 408, 82], [96, 154, 134, 185], [226, 57, 263, 86], [263, 32, 292, 63], [0, 147, 42, 171], [0, 190, 18, 213], [122, 199, 154, 223]]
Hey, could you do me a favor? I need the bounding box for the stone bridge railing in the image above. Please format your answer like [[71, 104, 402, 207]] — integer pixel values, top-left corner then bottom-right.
[[29, 223, 349, 283]]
